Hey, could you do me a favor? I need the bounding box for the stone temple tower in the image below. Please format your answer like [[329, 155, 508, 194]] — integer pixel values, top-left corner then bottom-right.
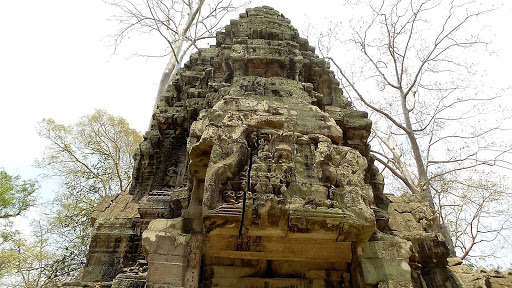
[[66, 6, 465, 288]]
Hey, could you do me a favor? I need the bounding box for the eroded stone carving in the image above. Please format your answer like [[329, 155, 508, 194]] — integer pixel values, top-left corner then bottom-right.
[[65, 6, 465, 288]]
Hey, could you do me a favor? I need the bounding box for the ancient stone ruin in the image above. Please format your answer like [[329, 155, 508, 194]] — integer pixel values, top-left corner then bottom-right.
[[62, 6, 510, 288]]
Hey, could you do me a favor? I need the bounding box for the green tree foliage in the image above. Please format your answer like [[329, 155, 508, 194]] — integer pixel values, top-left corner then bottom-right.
[[36, 109, 142, 198], [0, 220, 60, 288], [34, 109, 143, 280], [0, 170, 37, 282], [0, 220, 17, 280], [0, 170, 37, 219]]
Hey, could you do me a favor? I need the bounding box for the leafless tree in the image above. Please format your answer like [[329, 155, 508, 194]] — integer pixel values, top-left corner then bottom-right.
[[106, 0, 251, 108], [431, 172, 512, 261], [316, 0, 512, 258]]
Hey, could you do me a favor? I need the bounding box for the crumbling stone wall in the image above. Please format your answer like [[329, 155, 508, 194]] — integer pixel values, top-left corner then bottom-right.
[[63, 6, 470, 288]]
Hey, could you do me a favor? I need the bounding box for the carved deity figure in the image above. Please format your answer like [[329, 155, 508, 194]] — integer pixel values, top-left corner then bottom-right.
[[163, 167, 178, 189], [222, 190, 236, 204], [221, 182, 245, 205]]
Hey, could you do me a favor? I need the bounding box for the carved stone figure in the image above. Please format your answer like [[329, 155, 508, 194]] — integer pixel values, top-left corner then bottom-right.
[[222, 190, 236, 204], [163, 167, 177, 189]]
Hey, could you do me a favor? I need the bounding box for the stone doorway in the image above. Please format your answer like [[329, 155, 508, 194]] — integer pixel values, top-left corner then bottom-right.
[[201, 235, 353, 288], [202, 257, 352, 288]]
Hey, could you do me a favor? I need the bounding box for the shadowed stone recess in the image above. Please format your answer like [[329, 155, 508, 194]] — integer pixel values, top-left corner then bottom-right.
[[61, 6, 477, 288]]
